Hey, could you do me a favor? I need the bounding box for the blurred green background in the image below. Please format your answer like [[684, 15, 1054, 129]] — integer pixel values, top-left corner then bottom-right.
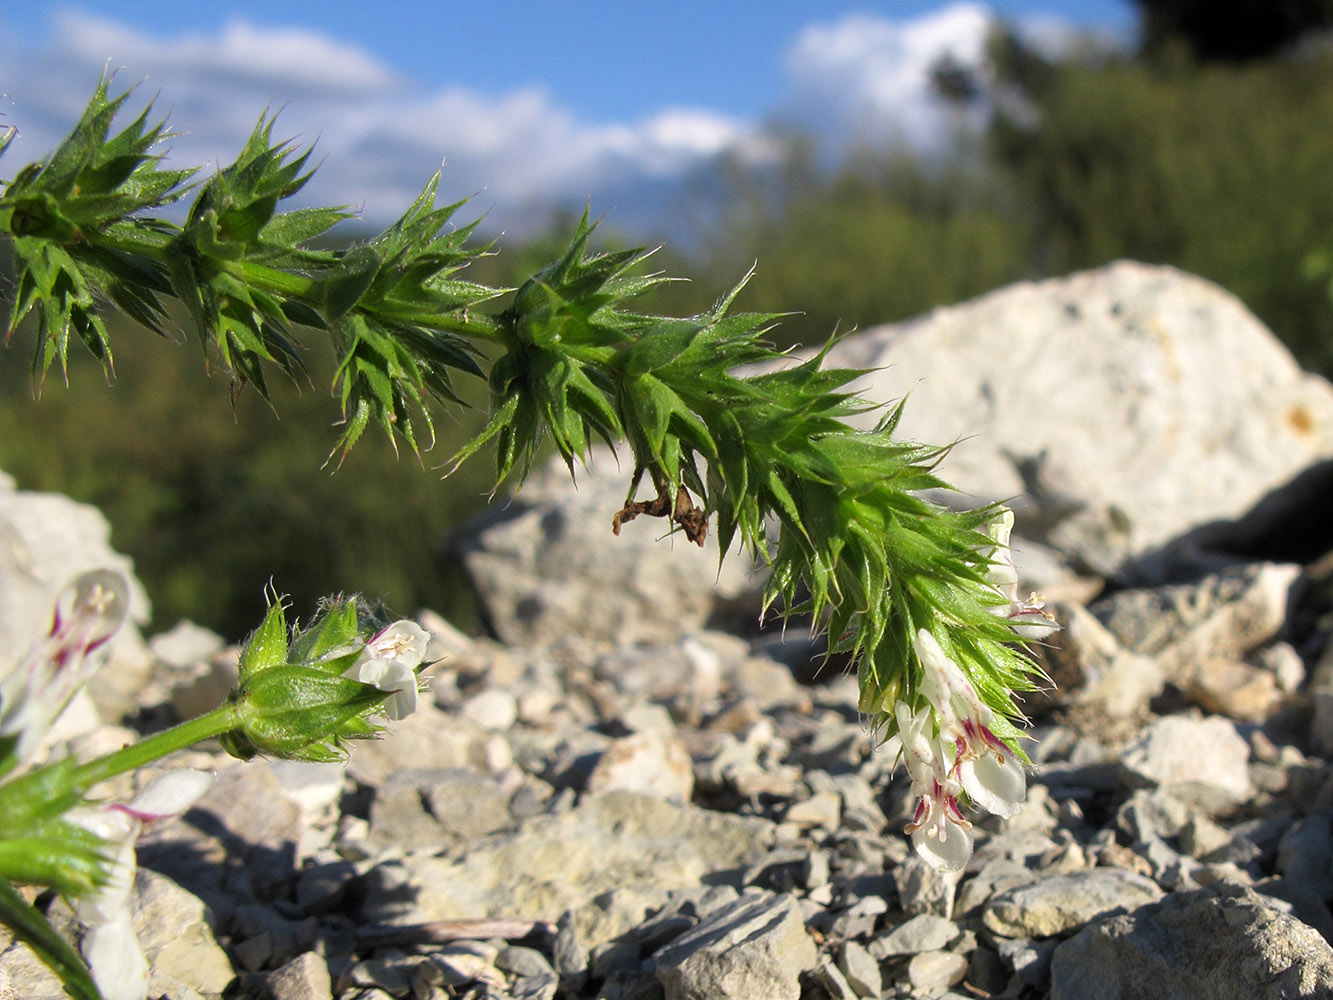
[[5, 10, 1333, 640]]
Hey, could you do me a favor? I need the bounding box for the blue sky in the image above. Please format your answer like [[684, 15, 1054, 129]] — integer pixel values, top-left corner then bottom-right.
[[1, 2, 1135, 235]]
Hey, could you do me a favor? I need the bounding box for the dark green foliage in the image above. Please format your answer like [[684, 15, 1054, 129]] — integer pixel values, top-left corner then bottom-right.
[[988, 35, 1333, 375], [1136, 0, 1333, 62], [323, 174, 498, 462], [677, 150, 1032, 351], [164, 112, 326, 398], [7, 33, 1333, 650], [451, 212, 664, 484], [2, 75, 501, 464]]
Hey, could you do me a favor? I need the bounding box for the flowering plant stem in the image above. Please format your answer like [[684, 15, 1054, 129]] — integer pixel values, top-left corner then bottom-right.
[[0, 75, 1059, 1000], [0, 709, 234, 831], [0, 76, 1058, 792], [65, 709, 240, 792]]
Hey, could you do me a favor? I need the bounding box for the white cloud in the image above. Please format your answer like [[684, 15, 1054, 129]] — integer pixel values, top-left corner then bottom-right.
[[308, 86, 774, 229], [2, 11, 773, 236], [2, 4, 1108, 238], [778, 2, 995, 154], [53, 10, 401, 95]]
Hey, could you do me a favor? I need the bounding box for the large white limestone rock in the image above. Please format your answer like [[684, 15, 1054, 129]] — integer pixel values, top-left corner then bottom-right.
[[816, 261, 1333, 576]]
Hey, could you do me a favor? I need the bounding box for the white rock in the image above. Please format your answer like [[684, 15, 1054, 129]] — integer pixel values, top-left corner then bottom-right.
[[461, 688, 519, 731], [791, 262, 1333, 576], [984, 869, 1164, 939], [1036, 601, 1166, 720], [653, 892, 817, 1000], [132, 869, 236, 995], [1050, 882, 1333, 1000], [457, 447, 761, 649], [1119, 715, 1253, 815], [358, 791, 775, 936], [586, 731, 695, 803], [875, 914, 961, 956], [783, 791, 842, 831], [1092, 563, 1302, 679], [908, 950, 969, 994]]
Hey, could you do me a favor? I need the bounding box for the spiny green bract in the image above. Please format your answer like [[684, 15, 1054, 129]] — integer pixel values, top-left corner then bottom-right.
[[453, 221, 1046, 749], [450, 211, 669, 486], [1, 77, 191, 384], [2, 80, 1049, 756], [0, 78, 499, 464]]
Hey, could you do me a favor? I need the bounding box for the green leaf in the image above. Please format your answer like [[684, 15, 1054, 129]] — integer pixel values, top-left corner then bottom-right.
[[225, 666, 387, 761], [324, 245, 382, 321], [630, 373, 675, 457], [446, 391, 520, 480], [258, 206, 350, 259], [239, 597, 290, 681], [714, 409, 749, 500], [0, 880, 100, 1000], [0, 830, 105, 899], [0, 759, 84, 838], [622, 319, 702, 377], [289, 598, 363, 668]]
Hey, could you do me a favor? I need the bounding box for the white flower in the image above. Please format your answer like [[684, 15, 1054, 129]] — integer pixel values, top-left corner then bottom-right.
[[980, 508, 1060, 640], [365, 620, 430, 665], [347, 620, 429, 721], [916, 629, 1026, 820], [119, 768, 214, 822], [81, 911, 149, 1000], [0, 570, 130, 769], [67, 768, 212, 1000], [354, 656, 419, 720], [895, 701, 974, 872], [1004, 597, 1062, 640], [957, 735, 1027, 818], [68, 808, 138, 925]]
